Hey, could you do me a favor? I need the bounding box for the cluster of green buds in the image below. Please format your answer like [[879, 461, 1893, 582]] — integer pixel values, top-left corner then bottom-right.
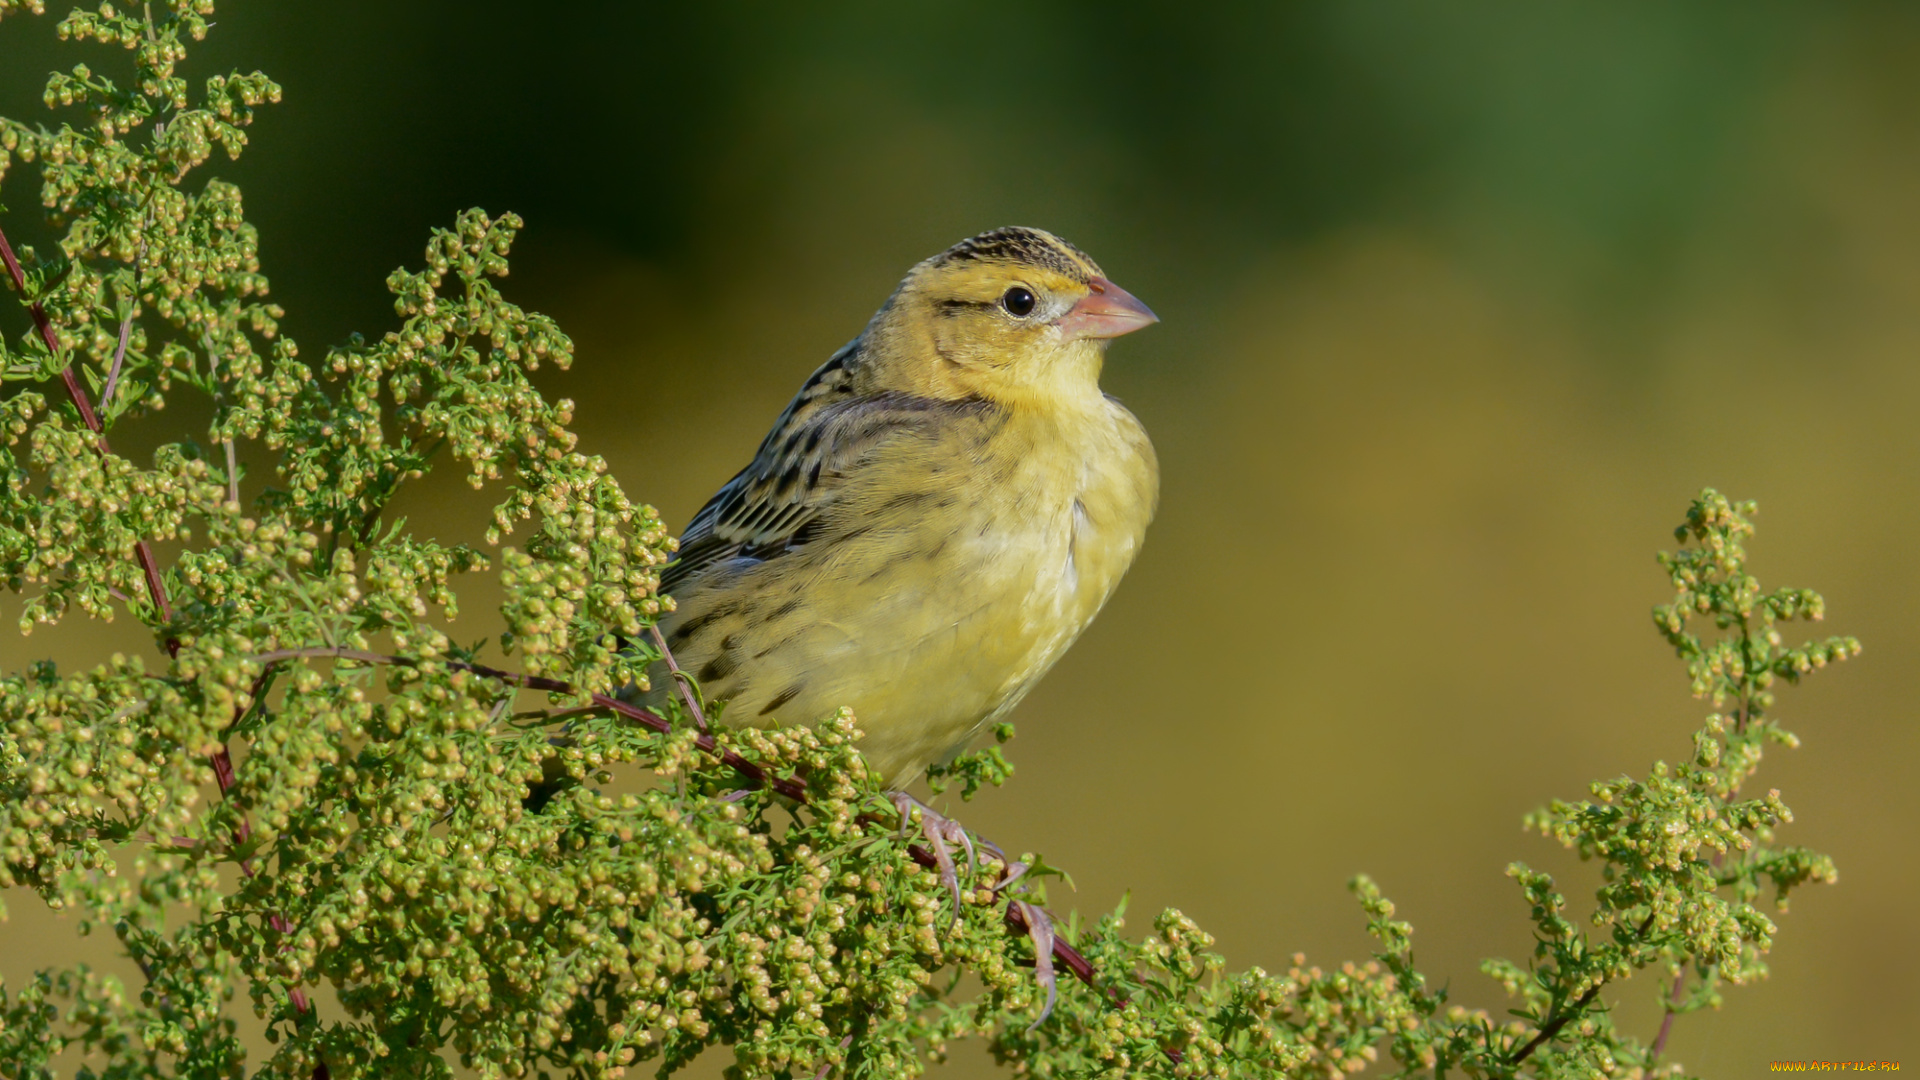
[[0, 2, 1853, 1077]]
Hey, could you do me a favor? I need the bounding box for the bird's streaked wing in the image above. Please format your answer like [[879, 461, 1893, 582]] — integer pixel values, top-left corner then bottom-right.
[[663, 348, 988, 596]]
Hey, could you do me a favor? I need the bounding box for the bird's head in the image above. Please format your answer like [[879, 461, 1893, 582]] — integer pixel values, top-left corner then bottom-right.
[[866, 226, 1159, 408]]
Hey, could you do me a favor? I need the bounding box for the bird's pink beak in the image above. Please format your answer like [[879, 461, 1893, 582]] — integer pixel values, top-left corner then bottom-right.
[[1056, 276, 1160, 341]]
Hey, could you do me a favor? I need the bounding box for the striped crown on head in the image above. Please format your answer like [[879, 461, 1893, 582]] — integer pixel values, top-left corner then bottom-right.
[[933, 226, 1101, 284]]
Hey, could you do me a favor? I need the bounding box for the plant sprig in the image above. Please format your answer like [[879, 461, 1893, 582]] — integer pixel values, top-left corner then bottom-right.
[[0, 3, 1854, 1076]]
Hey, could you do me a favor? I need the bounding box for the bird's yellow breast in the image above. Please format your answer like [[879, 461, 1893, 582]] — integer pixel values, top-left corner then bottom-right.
[[654, 395, 1157, 784]]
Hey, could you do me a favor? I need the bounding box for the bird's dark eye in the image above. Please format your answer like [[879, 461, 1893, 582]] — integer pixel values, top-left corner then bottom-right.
[[1001, 286, 1037, 317]]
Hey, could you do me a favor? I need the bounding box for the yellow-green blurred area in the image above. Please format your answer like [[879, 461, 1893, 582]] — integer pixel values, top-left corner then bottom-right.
[[4, 1, 1918, 1075]]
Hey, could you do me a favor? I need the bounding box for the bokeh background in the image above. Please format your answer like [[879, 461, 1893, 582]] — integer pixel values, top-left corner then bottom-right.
[[4, 1, 1917, 1075]]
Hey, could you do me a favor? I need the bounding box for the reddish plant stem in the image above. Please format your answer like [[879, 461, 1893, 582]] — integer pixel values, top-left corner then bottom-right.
[[459, 655, 810, 801], [102, 307, 134, 408], [12, 204, 309, 1080], [8, 212, 309, 1041], [466, 661, 1122, 995], [1647, 968, 1690, 1064], [1005, 901, 1101, 996], [101, 235, 144, 410], [8, 212, 1100, 1054], [209, 668, 316, 1018], [1650, 851, 1729, 1063], [252, 647, 812, 801], [648, 622, 708, 732], [247, 644, 1109, 996], [58, 366, 105, 435], [0, 222, 179, 648]]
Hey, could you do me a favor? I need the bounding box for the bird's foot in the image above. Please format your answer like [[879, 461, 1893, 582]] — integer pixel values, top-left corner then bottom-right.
[[889, 792, 1002, 927], [887, 795, 1060, 1029], [1007, 899, 1059, 1030]]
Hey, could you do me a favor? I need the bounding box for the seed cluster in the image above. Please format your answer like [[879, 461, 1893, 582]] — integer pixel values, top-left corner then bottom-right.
[[0, 4, 1856, 1079]]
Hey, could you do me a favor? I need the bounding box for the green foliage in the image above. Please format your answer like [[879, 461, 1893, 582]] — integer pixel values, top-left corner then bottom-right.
[[0, 5, 1857, 1078], [924, 722, 1016, 802]]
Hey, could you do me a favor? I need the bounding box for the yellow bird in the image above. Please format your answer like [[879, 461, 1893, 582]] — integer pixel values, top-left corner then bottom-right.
[[646, 227, 1159, 787]]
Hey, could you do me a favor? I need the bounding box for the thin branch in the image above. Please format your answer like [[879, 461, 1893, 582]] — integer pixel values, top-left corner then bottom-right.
[[813, 1032, 855, 1080], [1647, 967, 1690, 1064], [1511, 910, 1659, 1066], [250, 646, 390, 667], [1510, 982, 1604, 1065], [9, 63, 321, 1080], [224, 438, 240, 507], [1, 224, 102, 438], [1, 220, 179, 653], [649, 623, 708, 733], [134, 543, 177, 647], [352, 435, 445, 548], [102, 304, 135, 408], [1005, 899, 1102, 997], [102, 234, 145, 410], [200, 330, 243, 508], [242, 643, 1111, 994], [207, 667, 316, 1020], [249, 644, 805, 799], [209, 632, 326, 1078], [519, 704, 603, 725]]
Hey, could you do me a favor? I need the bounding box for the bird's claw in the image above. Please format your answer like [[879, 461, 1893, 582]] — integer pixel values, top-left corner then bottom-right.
[[887, 795, 1055, 1030], [889, 792, 998, 928], [1009, 899, 1058, 1030]]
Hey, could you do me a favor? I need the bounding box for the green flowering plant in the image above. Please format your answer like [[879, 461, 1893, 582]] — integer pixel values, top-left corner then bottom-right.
[[0, 4, 1858, 1078]]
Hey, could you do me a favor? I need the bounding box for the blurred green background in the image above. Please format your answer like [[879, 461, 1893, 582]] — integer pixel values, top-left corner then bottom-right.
[[4, 1, 1917, 1074]]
